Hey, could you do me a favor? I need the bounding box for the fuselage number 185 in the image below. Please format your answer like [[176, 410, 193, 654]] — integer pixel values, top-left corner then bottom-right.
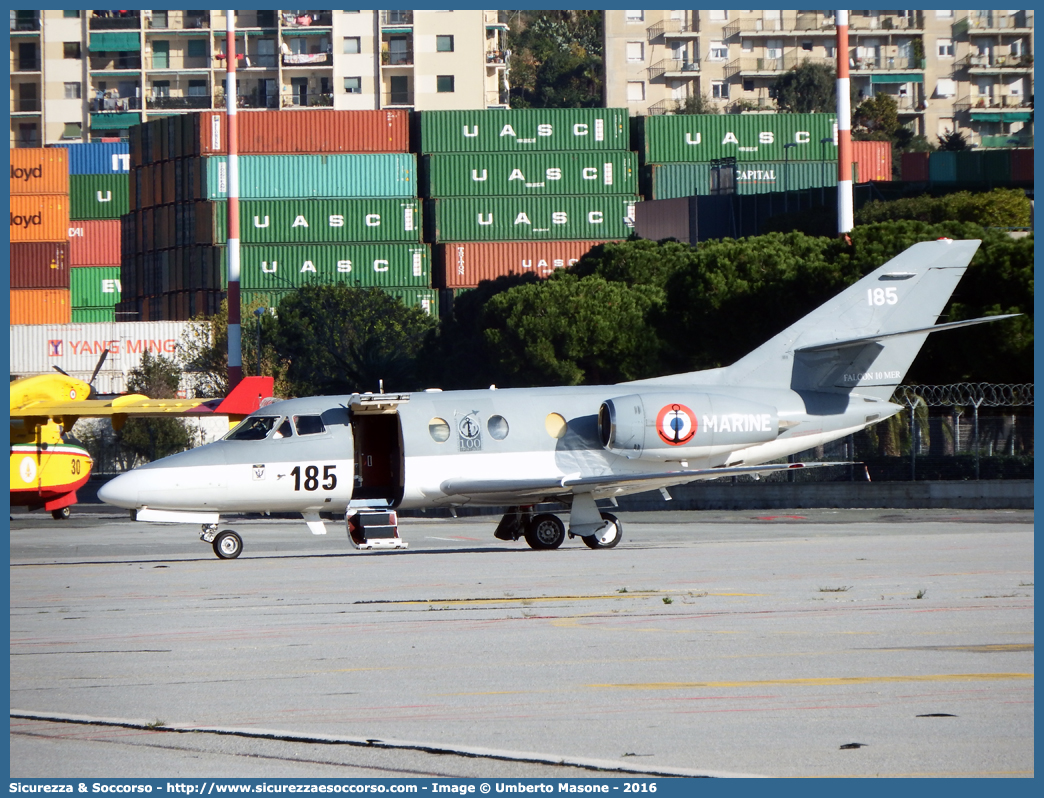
[[290, 465, 337, 491]]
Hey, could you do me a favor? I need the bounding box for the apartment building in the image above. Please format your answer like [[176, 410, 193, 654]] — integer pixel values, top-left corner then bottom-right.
[[604, 9, 1033, 148], [10, 9, 510, 147]]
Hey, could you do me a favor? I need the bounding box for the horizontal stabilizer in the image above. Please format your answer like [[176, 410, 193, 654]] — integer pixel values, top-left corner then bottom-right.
[[797, 314, 1021, 353]]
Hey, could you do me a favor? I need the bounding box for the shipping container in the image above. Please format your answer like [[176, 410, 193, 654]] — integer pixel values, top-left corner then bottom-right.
[[635, 113, 838, 164], [1011, 148, 1033, 182], [643, 161, 844, 200], [956, 151, 984, 184], [852, 140, 892, 182], [240, 287, 438, 316], [49, 142, 131, 175], [10, 195, 70, 242], [418, 108, 630, 153], [71, 266, 122, 307], [194, 198, 424, 244], [186, 109, 410, 157], [901, 151, 930, 182], [10, 242, 71, 289], [10, 289, 72, 325], [9, 321, 197, 376], [69, 174, 130, 219], [436, 241, 607, 288], [194, 153, 418, 200], [929, 151, 958, 183], [71, 307, 117, 323], [423, 152, 638, 197], [10, 148, 69, 195], [207, 243, 430, 290], [427, 196, 637, 243], [67, 220, 121, 266], [982, 150, 1011, 186]]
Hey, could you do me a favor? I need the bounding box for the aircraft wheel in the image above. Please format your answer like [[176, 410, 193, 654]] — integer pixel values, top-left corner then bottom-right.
[[213, 530, 243, 559], [583, 513, 622, 549], [51, 507, 71, 521], [524, 514, 565, 550]]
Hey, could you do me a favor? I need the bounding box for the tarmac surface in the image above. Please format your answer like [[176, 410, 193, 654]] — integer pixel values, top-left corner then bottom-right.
[[9, 506, 1035, 778]]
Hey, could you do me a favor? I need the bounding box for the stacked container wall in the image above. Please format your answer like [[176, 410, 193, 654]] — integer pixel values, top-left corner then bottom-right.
[[10, 243, 71, 289], [197, 153, 418, 200], [436, 241, 607, 288], [10, 195, 70, 242], [68, 220, 122, 266], [429, 196, 636, 242], [191, 109, 410, 155], [851, 140, 892, 182], [419, 108, 630, 153], [71, 266, 122, 308], [423, 152, 638, 196], [11, 290, 72, 324], [637, 113, 838, 163], [929, 151, 958, 183], [901, 151, 930, 182], [69, 175, 130, 219], [49, 142, 130, 175], [10, 148, 69, 195], [1011, 149, 1033, 182]]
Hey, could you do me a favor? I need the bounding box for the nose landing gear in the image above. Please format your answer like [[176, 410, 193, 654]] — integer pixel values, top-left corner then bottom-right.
[[201, 524, 243, 559]]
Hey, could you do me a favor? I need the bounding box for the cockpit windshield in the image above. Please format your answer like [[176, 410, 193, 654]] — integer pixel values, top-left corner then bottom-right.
[[224, 416, 280, 441]]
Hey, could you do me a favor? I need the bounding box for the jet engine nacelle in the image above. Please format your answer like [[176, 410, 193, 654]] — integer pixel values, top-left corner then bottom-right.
[[598, 393, 779, 461]]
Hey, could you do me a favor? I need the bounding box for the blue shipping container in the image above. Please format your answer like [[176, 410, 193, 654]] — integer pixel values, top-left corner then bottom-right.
[[50, 142, 131, 175]]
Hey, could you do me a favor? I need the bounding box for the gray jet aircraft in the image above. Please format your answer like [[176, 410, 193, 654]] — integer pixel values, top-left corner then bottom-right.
[[99, 239, 1015, 558]]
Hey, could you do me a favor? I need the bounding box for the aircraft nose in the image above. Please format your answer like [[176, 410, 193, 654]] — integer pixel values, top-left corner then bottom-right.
[[97, 471, 140, 509]]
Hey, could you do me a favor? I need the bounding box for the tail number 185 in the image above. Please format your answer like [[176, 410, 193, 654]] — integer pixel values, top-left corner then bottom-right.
[[868, 287, 899, 306], [290, 465, 337, 491]]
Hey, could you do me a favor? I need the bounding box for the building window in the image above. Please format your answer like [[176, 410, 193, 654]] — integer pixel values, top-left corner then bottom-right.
[[742, 38, 753, 53], [343, 36, 361, 54], [712, 80, 729, 99], [63, 10, 79, 17], [437, 75, 454, 93], [436, 35, 454, 52], [625, 10, 644, 22], [802, 40, 813, 52], [742, 79, 754, 92], [937, 38, 953, 57], [344, 76, 361, 93], [709, 41, 728, 60], [63, 42, 81, 59], [1010, 39, 1023, 57], [626, 41, 644, 62], [64, 82, 81, 99], [62, 122, 82, 139], [626, 81, 645, 101], [935, 10, 954, 19], [708, 10, 728, 21], [188, 80, 207, 97], [152, 80, 170, 97], [187, 39, 206, 58]]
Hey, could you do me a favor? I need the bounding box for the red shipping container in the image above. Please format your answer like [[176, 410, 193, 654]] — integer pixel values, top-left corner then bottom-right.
[[901, 151, 930, 182], [68, 220, 121, 266], [852, 140, 892, 182], [10, 242, 70, 289], [10, 289, 72, 324], [1011, 148, 1033, 182], [10, 148, 69, 195], [436, 241, 608, 289], [189, 110, 410, 156]]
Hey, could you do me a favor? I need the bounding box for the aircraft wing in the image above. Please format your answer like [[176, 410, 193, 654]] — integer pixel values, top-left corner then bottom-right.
[[10, 394, 209, 419], [439, 462, 854, 501]]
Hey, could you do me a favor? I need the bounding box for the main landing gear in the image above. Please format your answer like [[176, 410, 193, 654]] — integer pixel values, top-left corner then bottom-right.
[[493, 503, 623, 551], [201, 524, 243, 559]]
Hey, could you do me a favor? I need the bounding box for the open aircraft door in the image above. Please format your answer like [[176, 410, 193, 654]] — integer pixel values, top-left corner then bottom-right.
[[346, 393, 409, 550]]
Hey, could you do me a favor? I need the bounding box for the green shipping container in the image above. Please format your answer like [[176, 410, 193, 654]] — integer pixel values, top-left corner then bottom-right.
[[644, 161, 848, 199], [196, 199, 424, 245], [71, 307, 117, 323], [195, 153, 418, 200], [429, 196, 637, 243], [423, 151, 639, 197], [419, 108, 630, 153], [70, 266, 122, 307], [929, 151, 958, 183], [69, 174, 130, 220], [211, 244, 430, 290], [636, 113, 838, 164], [241, 286, 438, 316]]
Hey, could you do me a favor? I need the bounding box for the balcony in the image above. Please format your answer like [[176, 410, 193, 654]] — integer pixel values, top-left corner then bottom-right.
[[381, 49, 414, 67], [90, 96, 142, 113], [647, 58, 699, 80], [726, 96, 777, 113], [235, 93, 279, 109], [381, 10, 413, 26], [148, 95, 212, 110], [953, 94, 1033, 113], [486, 48, 507, 66], [383, 91, 414, 107], [724, 53, 833, 79], [89, 55, 143, 71], [90, 12, 141, 30], [646, 19, 698, 41], [848, 12, 924, 32], [147, 11, 210, 29], [980, 134, 1033, 148], [280, 92, 333, 108], [11, 97, 41, 113], [10, 14, 39, 32], [282, 52, 332, 68], [281, 11, 332, 28], [956, 11, 1033, 33], [850, 55, 926, 72], [956, 53, 1034, 73], [723, 13, 835, 37], [12, 56, 41, 72], [485, 89, 509, 108]]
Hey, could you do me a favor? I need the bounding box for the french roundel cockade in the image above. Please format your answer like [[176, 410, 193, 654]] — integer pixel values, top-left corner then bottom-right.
[[656, 403, 697, 446]]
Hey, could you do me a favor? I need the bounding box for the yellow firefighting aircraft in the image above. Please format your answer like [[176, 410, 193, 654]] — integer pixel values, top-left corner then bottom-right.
[[10, 360, 272, 519]]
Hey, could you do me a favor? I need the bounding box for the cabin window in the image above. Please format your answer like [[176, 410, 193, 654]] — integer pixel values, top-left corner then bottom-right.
[[225, 416, 279, 441], [429, 418, 450, 442], [487, 415, 509, 440], [294, 415, 326, 436], [273, 419, 293, 439], [545, 413, 567, 439]]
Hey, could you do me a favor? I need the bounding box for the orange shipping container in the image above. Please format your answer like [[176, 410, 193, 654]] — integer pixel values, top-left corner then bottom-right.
[[190, 110, 410, 156], [852, 140, 892, 182], [10, 148, 69, 195], [10, 195, 70, 242], [10, 289, 72, 325], [436, 241, 608, 289], [68, 220, 122, 266]]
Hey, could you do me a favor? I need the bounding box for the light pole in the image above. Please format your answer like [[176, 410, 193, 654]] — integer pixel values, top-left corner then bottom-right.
[[783, 142, 797, 212], [253, 307, 265, 376]]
